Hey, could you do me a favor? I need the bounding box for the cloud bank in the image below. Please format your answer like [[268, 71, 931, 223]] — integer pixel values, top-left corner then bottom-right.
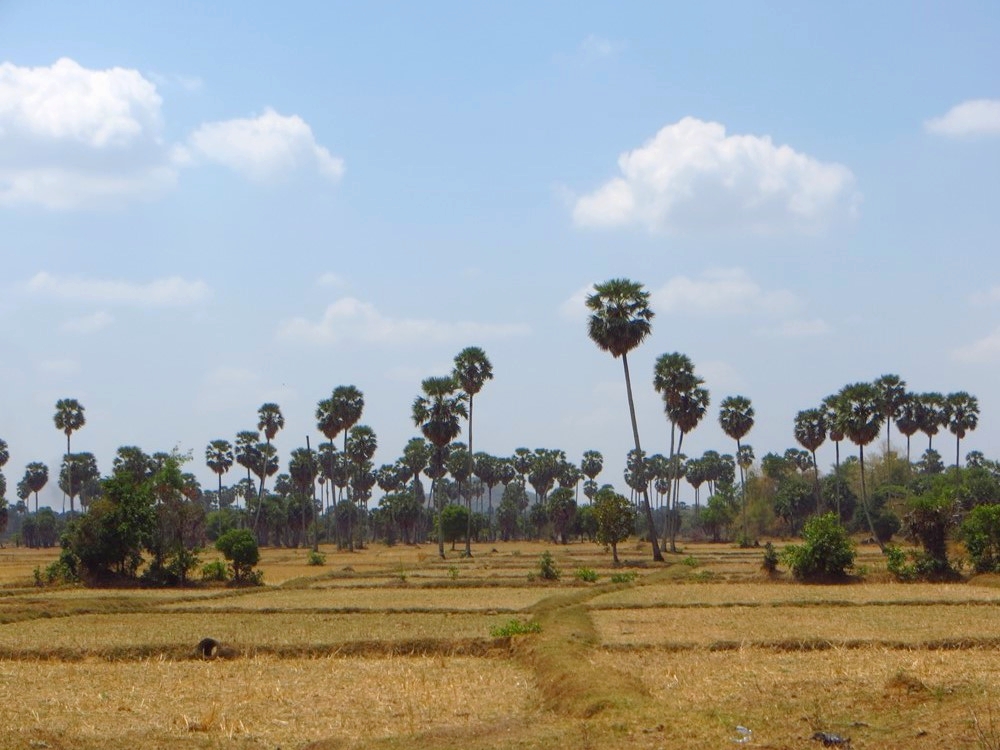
[[925, 99, 1000, 137]]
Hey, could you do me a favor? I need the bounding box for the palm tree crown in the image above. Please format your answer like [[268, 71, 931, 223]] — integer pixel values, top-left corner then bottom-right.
[[586, 279, 654, 358], [257, 403, 285, 442]]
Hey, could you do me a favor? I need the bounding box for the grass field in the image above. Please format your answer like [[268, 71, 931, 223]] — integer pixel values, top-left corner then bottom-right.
[[1, 539, 999, 749]]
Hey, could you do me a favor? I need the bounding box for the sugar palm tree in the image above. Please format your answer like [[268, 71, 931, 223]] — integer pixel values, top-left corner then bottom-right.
[[205, 439, 234, 504], [838, 382, 884, 550], [288, 446, 319, 548], [452, 346, 493, 556], [917, 392, 947, 451], [0, 439, 8, 472], [945, 391, 979, 469], [346, 425, 378, 547], [24, 462, 48, 513], [665, 385, 709, 551], [895, 393, 921, 463], [874, 374, 906, 454], [581, 450, 604, 485], [53, 398, 85, 512], [234, 430, 260, 512], [793, 408, 827, 514], [586, 278, 663, 562], [412, 376, 467, 558], [719, 395, 755, 542], [254, 403, 285, 524]]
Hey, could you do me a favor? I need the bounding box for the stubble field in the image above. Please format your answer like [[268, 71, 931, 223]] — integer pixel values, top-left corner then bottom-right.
[[1, 540, 1000, 749]]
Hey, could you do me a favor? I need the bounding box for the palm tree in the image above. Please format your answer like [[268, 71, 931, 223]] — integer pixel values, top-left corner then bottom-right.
[[59, 452, 98, 513], [205, 439, 234, 504], [346, 425, 378, 547], [793, 408, 827, 514], [452, 346, 493, 556], [917, 392, 947, 450], [412, 376, 467, 558], [53, 398, 85, 512], [24, 462, 48, 513], [581, 450, 604, 485], [667, 385, 709, 550], [254, 403, 285, 525], [895, 393, 921, 463], [945, 391, 979, 468], [718, 395, 755, 542], [234, 430, 260, 512], [0, 439, 8, 472], [838, 382, 884, 550], [586, 278, 663, 562], [288, 446, 319, 548], [873, 374, 906, 454], [316, 398, 344, 505]]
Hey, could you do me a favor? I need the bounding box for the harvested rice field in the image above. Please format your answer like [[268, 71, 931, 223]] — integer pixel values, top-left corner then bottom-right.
[[2, 539, 1000, 749]]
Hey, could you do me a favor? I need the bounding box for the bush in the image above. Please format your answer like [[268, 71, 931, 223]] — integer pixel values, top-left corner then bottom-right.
[[610, 571, 638, 584], [574, 567, 599, 582], [961, 503, 1000, 573], [201, 560, 229, 582], [537, 550, 560, 581], [762, 542, 779, 574], [215, 529, 261, 584], [885, 545, 916, 582], [307, 549, 326, 566], [489, 618, 542, 638], [781, 513, 855, 581]]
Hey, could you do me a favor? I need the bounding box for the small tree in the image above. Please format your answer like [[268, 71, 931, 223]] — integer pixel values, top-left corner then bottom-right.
[[781, 513, 855, 581], [438, 503, 469, 550], [961, 504, 1000, 573], [593, 487, 634, 564], [215, 528, 261, 584]]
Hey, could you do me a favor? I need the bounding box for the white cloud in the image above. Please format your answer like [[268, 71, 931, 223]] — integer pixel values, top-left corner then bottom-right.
[[573, 117, 859, 234], [756, 318, 832, 338], [558, 283, 595, 321], [925, 99, 1000, 137], [27, 271, 210, 307], [278, 297, 530, 346], [188, 108, 344, 182], [652, 268, 798, 317], [61, 310, 114, 334], [970, 285, 1000, 307], [147, 71, 203, 93], [697, 360, 745, 392], [37, 358, 80, 377], [0, 58, 178, 208], [953, 327, 1000, 363]]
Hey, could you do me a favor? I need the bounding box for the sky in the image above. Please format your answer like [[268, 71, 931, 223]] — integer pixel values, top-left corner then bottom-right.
[[2, 1, 999, 509]]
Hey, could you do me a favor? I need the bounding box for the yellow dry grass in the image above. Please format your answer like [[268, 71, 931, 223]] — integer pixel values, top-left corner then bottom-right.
[[593, 602, 1000, 647], [0, 655, 536, 749]]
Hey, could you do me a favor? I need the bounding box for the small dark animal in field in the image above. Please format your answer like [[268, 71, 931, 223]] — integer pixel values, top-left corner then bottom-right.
[[812, 731, 851, 747], [196, 637, 239, 659]]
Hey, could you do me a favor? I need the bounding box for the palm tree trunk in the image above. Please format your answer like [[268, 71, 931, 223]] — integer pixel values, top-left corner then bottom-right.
[[858, 445, 884, 552], [621, 353, 663, 562], [811, 449, 821, 514], [669, 430, 687, 553], [660, 419, 677, 549], [737, 438, 747, 542], [465, 395, 474, 558], [956, 435, 961, 470], [834, 440, 841, 520]]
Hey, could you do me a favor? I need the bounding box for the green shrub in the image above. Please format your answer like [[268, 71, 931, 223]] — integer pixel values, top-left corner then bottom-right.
[[215, 529, 261, 584], [610, 571, 638, 584], [781, 513, 855, 581], [200, 560, 229, 582], [307, 549, 326, 566], [885, 545, 916, 581], [448, 565, 459, 580], [537, 550, 560, 581], [762, 542, 779, 574], [961, 503, 1000, 573], [574, 567, 599, 582], [682, 555, 699, 568], [490, 618, 542, 638]]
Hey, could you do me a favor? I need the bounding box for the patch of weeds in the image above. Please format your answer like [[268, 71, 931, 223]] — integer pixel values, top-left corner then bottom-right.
[[682, 555, 699, 568], [762, 542, 779, 574], [448, 565, 459, 580], [693, 569, 715, 581], [200, 560, 229, 582], [610, 571, 638, 584], [490, 618, 542, 638], [574, 567, 599, 583], [538, 550, 561, 581], [306, 549, 326, 566]]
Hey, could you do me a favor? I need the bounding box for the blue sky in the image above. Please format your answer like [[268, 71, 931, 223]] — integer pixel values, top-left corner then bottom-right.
[[2, 1, 999, 508]]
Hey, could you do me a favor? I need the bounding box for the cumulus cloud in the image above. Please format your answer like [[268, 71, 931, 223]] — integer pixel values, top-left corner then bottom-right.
[[278, 297, 530, 346], [0, 58, 178, 208], [925, 99, 1000, 137], [61, 310, 114, 334], [558, 283, 595, 321], [573, 117, 859, 234], [27, 271, 210, 306], [652, 268, 798, 317], [970, 285, 1000, 307], [188, 108, 344, 182], [953, 328, 1000, 363]]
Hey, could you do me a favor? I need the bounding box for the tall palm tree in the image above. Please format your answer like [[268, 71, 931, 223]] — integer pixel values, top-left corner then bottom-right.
[[793, 408, 827, 514], [581, 450, 604, 485], [412, 375, 467, 559], [346, 425, 378, 548], [873, 374, 906, 454], [24, 462, 48, 513], [665, 385, 709, 551], [895, 393, 921, 463], [838, 382, 884, 550], [586, 278, 663, 562], [205, 439, 234, 504], [0, 439, 8, 472], [254, 403, 285, 524], [53, 398, 85, 512], [719, 395, 755, 542], [288, 446, 319, 548], [234, 430, 260, 513], [452, 346, 493, 556], [945, 391, 979, 469], [316, 398, 344, 507], [329, 387, 364, 549], [917, 392, 947, 450]]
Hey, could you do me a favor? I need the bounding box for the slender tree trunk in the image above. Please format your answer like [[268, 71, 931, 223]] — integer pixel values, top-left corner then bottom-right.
[[811, 449, 821, 514], [737, 438, 747, 542], [465, 396, 474, 558], [858, 445, 884, 551], [906, 434, 911, 463], [834, 440, 842, 520], [956, 435, 961, 470], [660, 419, 677, 548], [344, 433, 354, 552], [621, 353, 663, 562], [669, 430, 687, 553]]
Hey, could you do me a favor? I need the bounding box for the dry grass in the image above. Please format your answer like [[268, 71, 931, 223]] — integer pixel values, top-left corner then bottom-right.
[[0, 655, 535, 749]]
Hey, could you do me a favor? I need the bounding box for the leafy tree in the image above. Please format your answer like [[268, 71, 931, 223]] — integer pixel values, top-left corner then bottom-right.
[[794, 407, 827, 514], [781, 513, 855, 580], [903, 486, 955, 576], [593, 487, 634, 564], [960, 504, 1000, 573], [215, 528, 261, 583], [438, 503, 469, 550], [113, 446, 153, 484], [945, 391, 979, 469], [412, 376, 467, 558], [774, 473, 813, 535], [586, 278, 663, 562], [917, 448, 945, 475], [547, 486, 577, 544], [719, 395, 755, 543], [205, 439, 234, 500], [53, 398, 86, 513]]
